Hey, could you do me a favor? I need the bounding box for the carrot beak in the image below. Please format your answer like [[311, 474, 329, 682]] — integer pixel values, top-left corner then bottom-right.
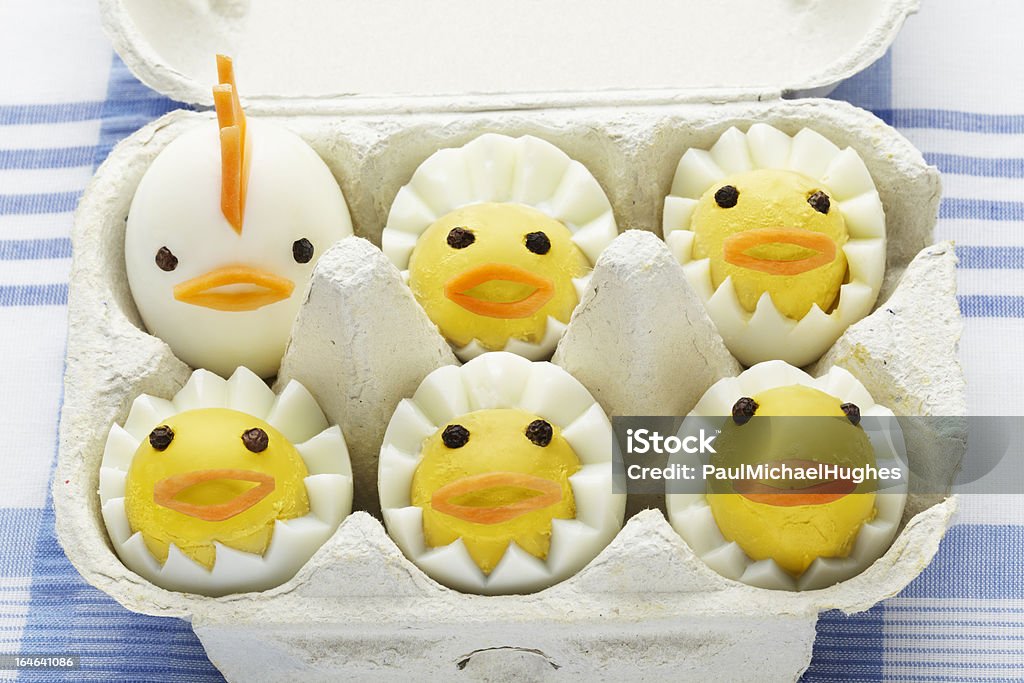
[[731, 459, 857, 506], [153, 469, 276, 522], [431, 471, 563, 524], [443, 263, 555, 319], [173, 265, 295, 311], [723, 228, 837, 276]]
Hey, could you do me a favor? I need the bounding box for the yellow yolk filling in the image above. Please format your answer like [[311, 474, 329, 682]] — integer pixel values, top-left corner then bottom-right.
[[707, 385, 877, 577], [408, 203, 589, 350], [410, 408, 581, 574], [124, 408, 310, 569], [691, 169, 850, 320], [173, 478, 260, 506]]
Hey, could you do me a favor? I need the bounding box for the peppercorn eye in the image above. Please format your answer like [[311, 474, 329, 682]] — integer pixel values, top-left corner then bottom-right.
[[807, 190, 831, 215], [155, 246, 178, 272], [524, 231, 551, 255], [731, 397, 758, 425], [149, 425, 174, 450], [524, 419, 553, 447], [241, 427, 269, 453], [292, 238, 314, 264], [840, 402, 861, 426], [447, 227, 475, 249], [714, 185, 739, 209], [442, 424, 470, 448]]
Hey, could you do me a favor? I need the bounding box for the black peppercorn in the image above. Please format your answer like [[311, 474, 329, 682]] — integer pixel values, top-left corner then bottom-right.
[[442, 424, 470, 448], [840, 402, 861, 426], [241, 427, 269, 453], [525, 419, 553, 447], [731, 397, 758, 425], [524, 231, 551, 255], [715, 185, 739, 209], [155, 247, 178, 272], [807, 190, 831, 214], [149, 425, 174, 450], [292, 238, 314, 264], [447, 227, 475, 249]]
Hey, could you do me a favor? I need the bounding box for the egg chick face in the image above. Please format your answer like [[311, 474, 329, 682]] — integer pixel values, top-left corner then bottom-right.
[[124, 407, 310, 570], [407, 203, 589, 351], [410, 408, 581, 575], [125, 120, 352, 379], [691, 169, 849, 320], [707, 385, 876, 577]]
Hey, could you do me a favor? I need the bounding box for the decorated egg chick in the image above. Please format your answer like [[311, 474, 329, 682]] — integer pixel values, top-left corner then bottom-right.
[[666, 361, 906, 591], [99, 367, 353, 596], [663, 125, 886, 367], [382, 134, 618, 360], [379, 352, 625, 594], [125, 55, 352, 379], [412, 408, 581, 575]]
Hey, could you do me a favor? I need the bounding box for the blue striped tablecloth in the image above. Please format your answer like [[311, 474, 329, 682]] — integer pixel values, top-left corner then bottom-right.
[[1, 1, 1022, 680]]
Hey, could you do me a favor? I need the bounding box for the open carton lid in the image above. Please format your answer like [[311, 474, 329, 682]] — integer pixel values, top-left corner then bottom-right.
[[100, 0, 917, 113]]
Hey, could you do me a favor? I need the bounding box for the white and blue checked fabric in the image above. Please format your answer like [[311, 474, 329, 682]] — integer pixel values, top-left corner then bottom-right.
[[1, 1, 1022, 680]]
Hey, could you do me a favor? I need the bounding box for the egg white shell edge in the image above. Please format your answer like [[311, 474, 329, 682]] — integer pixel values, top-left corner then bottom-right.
[[98, 367, 354, 597], [100, 464, 352, 597], [378, 352, 625, 595], [665, 362, 908, 591], [381, 134, 616, 361], [405, 271, 593, 363], [662, 124, 887, 367], [382, 133, 618, 269]]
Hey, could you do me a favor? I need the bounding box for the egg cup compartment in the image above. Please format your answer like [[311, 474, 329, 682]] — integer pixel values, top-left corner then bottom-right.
[[56, 96, 962, 680]]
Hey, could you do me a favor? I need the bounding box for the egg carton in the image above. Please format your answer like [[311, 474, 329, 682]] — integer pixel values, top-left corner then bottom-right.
[[54, 0, 966, 680]]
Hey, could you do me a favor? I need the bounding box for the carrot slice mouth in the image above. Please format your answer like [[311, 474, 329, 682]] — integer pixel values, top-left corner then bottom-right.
[[444, 263, 555, 319], [173, 265, 295, 311], [153, 469, 276, 521], [431, 472, 563, 524], [730, 459, 857, 506], [723, 228, 838, 276]]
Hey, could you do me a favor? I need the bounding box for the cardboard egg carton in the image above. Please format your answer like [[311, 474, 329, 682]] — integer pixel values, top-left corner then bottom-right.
[[54, 0, 965, 679]]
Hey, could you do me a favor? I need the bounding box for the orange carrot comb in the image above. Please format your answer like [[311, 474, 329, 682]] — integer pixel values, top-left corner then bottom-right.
[[213, 54, 248, 234]]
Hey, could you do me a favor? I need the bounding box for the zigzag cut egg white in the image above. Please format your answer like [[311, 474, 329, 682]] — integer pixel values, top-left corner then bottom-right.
[[666, 361, 907, 591], [99, 367, 353, 596], [379, 352, 625, 595], [663, 124, 886, 367], [382, 134, 619, 361]]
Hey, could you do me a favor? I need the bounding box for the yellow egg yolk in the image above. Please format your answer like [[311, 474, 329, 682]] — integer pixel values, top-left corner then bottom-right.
[[691, 169, 849, 320], [408, 202, 589, 350], [707, 385, 877, 577], [410, 408, 581, 575], [124, 408, 310, 569]]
